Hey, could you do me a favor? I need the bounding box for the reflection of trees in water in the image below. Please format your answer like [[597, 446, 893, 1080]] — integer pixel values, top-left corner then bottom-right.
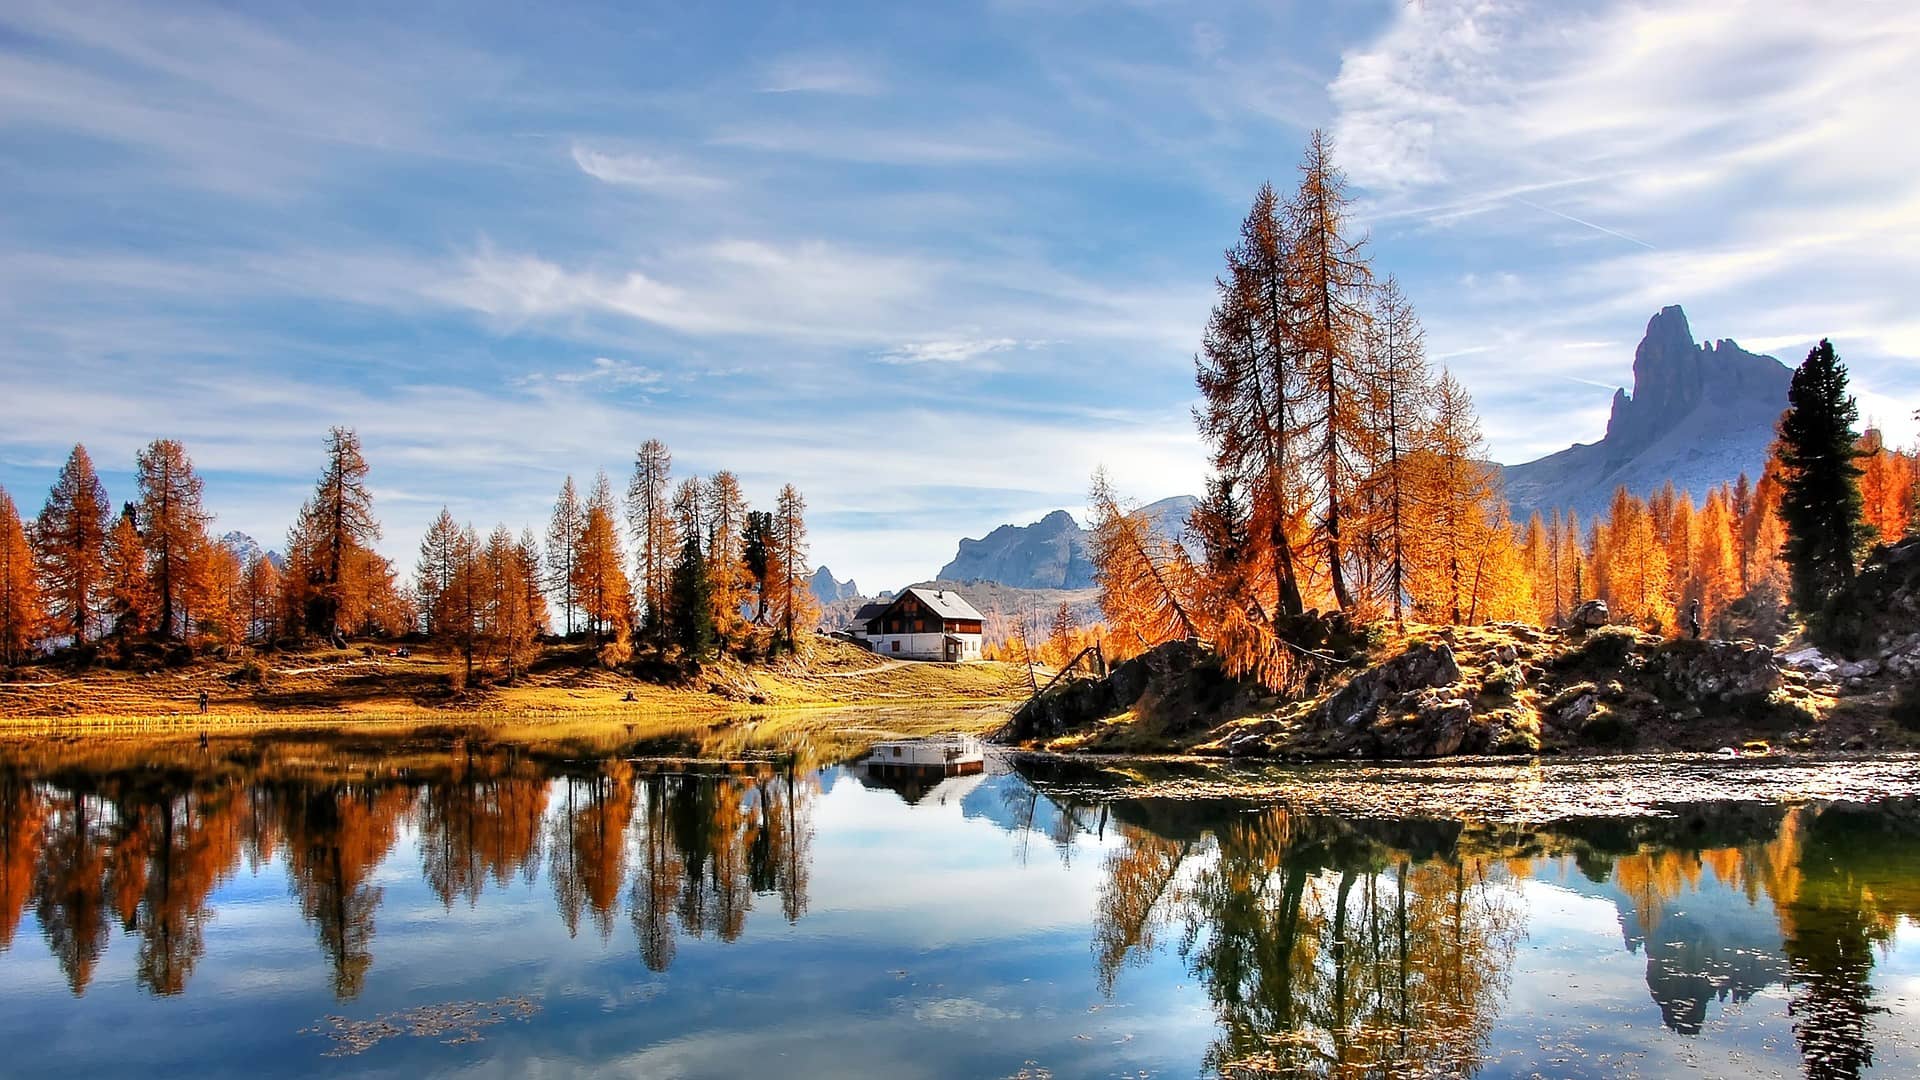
[[33, 783, 111, 995], [631, 768, 813, 972], [549, 762, 634, 941], [0, 774, 48, 951], [122, 784, 244, 995], [0, 753, 820, 996], [1087, 806, 1525, 1078], [1775, 804, 1920, 1080], [419, 764, 548, 908], [271, 781, 415, 999], [1548, 800, 1920, 1078]]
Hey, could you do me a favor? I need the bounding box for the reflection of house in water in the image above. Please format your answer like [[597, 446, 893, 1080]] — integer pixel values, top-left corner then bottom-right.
[[857, 737, 987, 806]]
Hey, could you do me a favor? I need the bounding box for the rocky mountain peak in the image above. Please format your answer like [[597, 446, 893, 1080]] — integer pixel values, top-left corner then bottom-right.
[[1602, 305, 1790, 456], [809, 566, 859, 606], [1503, 304, 1794, 523]]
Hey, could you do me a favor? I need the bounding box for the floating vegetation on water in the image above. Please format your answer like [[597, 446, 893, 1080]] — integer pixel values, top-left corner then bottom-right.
[[302, 996, 541, 1057]]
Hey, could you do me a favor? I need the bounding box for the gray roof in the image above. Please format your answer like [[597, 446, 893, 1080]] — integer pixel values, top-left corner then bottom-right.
[[897, 586, 984, 622], [850, 602, 891, 624]]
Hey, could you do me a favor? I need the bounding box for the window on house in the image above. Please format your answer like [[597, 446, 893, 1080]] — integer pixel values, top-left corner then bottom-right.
[[891, 640, 900, 653]]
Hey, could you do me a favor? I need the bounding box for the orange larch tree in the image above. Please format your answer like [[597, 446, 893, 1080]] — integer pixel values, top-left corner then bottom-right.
[[573, 472, 632, 645], [705, 471, 749, 643], [0, 486, 44, 664], [1194, 181, 1308, 621], [133, 439, 210, 639], [34, 444, 111, 647], [1405, 371, 1512, 624], [1691, 488, 1741, 630], [103, 507, 154, 644], [1287, 130, 1374, 614], [770, 484, 816, 651]]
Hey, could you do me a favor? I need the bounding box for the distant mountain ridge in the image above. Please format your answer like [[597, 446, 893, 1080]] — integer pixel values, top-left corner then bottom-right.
[[1502, 305, 1792, 522], [935, 496, 1197, 589]]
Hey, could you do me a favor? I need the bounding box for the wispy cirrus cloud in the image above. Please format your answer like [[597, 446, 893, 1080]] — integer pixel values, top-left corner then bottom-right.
[[758, 54, 884, 96], [878, 339, 1024, 365], [570, 144, 728, 193]]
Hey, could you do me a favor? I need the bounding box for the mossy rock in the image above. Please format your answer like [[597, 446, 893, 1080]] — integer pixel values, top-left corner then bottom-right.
[[1560, 625, 1644, 672], [1579, 706, 1636, 747]]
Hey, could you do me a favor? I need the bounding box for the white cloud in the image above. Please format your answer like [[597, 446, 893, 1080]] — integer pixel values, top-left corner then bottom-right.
[[879, 338, 1023, 365], [570, 144, 727, 193], [758, 54, 884, 96], [1330, 0, 1920, 457]]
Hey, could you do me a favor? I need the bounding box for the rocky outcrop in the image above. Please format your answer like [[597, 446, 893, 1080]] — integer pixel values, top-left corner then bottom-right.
[[1503, 305, 1792, 523], [994, 639, 1247, 743], [1321, 642, 1462, 730]]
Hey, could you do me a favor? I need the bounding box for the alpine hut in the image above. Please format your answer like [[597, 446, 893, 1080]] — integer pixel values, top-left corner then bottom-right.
[[863, 586, 985, 662]]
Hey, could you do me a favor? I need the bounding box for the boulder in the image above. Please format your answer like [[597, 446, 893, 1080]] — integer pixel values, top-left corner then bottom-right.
[[1571, 600, 1610, 629], [1780, 646, 1836, 674], [1651, 641, 1784, 703], [1371, 690, 1474, 757], [1321, 642, 1461, 730]]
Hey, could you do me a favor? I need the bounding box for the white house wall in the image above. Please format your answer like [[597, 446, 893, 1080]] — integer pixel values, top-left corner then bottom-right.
[[868, 633, 983, 662]]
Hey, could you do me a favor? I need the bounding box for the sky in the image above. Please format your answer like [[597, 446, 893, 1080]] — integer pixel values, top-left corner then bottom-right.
[[2, 0, 1917, 594]]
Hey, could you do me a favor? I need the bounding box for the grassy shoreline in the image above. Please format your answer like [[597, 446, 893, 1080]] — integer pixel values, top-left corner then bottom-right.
[[0, 637, 1032, 741]]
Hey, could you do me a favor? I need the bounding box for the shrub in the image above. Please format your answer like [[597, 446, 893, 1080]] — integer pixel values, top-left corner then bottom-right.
[[598, 639, 633, 670]]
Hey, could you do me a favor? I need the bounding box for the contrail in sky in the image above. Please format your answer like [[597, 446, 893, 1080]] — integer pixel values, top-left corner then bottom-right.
[[1512, 196, 1656, 249]]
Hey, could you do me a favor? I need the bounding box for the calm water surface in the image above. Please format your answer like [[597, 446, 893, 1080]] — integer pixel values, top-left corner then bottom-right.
[[0, 736, 1916, 1078]]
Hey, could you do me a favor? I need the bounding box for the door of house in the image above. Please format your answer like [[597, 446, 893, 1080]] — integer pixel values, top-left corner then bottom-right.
[[944, 639, 957, 663]]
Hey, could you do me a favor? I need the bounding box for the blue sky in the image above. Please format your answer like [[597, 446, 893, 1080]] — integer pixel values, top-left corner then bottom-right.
[[2, 0, 1917, 592]]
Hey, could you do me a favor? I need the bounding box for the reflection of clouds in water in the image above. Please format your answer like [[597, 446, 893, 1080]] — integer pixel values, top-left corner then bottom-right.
[[911, 997, 1022, 1024]]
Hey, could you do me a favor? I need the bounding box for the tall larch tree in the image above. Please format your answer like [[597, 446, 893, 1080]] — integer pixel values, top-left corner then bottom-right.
[[414, 508, 463, 638], [240, 552, 279, 645], [442, 524, 482, 682], [0, 486, 44, 664], [1691, 488, 1741, 630], [103, 506, 154, 644], [1288, 129, 1374, 613], [1359, 274, 1434, 623], [483, 525, 538, 680], [34, 445, 111, 647], [1406, 371, 1505, 624], [133, 439, 209, 639], [1775, 340, 1867, 621], [770, 485, 816, 650], [1195, 181, 1307, 621], [516, 528, 549, 643], [194, 541, 245, 647], [291, 427, 379, 637], [705, 471, 749, 642], [574, 472, 632, 645], [626, 440, 676, 640], [546, 476, 583, 638]]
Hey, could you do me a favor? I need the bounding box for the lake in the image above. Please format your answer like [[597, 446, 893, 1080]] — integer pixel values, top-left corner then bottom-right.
[[1, 733, 1917, 1078]]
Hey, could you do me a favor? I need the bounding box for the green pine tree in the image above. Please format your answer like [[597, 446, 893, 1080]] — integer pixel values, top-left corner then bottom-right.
[[1776, 339, 1867, 629], [670, 532, 715, 665]]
